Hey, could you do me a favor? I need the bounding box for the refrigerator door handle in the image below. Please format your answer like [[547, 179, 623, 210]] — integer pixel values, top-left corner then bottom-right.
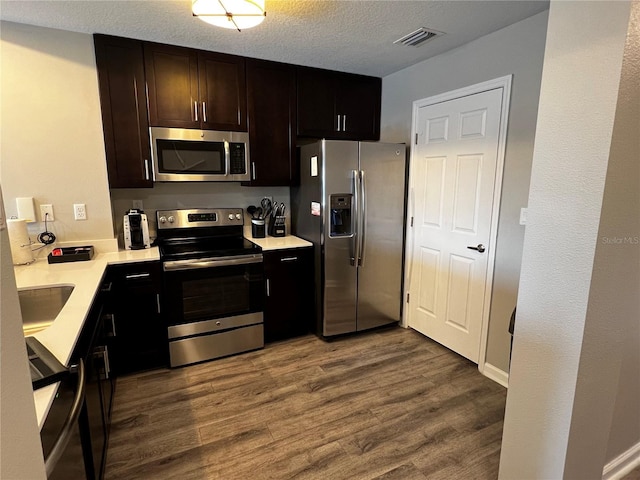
[[351, 169, 360, 267], [359, 170, 366, 267]]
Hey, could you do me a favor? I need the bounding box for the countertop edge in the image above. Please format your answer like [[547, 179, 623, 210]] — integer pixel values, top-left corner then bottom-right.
[[15, 248, 160, 429]]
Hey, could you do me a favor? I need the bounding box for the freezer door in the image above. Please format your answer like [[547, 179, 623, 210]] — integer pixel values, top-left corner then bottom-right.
[[357, 142, 406, 331], [323, 140, 359, 336]]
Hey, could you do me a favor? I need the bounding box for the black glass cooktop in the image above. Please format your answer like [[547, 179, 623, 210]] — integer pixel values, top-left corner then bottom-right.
[[159, 236, 261, 261]]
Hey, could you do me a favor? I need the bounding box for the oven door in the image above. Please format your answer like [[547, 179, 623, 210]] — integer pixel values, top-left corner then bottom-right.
[[163, 254, 264, 367]]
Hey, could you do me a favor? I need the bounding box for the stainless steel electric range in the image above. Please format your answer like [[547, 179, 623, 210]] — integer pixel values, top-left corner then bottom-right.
[[156, 208, 264, 367]]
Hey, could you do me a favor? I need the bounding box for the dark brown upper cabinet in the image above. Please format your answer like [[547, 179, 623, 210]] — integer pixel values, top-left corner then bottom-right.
[[245, 59, 297, 186], [94, 34, 152, 188], [297, 67, 381, 141], [144, 43, 247, 131]]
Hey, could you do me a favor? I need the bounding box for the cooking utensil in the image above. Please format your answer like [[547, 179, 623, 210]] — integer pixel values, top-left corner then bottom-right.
[[254, 207, 263, 219], [261, 198, 273, 219]]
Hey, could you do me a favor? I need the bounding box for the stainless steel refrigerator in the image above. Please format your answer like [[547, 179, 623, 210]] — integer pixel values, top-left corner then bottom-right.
[[292, 140, 407, 337]]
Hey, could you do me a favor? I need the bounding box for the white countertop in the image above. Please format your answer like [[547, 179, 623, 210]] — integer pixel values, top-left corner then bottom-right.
[[15, 247, 159, 428], [244, 229, 313, 250]]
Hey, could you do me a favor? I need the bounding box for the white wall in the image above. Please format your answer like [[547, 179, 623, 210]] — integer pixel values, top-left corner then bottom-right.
[[380, 11, 548, 373], [600, 1, 640, 469], [0, 21, 114, 244], [499, 2, 633, 478], [0, 188, 46, 479]]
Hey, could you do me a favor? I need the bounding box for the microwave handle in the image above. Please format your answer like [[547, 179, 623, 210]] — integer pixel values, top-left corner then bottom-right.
[[224, 140, 230, 177]]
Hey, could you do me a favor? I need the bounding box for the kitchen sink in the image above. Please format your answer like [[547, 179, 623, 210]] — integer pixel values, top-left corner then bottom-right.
[[19, 285, 74, 336]]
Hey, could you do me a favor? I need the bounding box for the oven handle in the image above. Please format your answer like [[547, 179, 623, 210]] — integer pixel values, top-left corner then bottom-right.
[[163, 254, 263, 271]]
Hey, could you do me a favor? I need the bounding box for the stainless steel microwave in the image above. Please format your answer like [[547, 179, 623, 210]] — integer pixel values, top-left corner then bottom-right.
[[150, 127, 250, 182]]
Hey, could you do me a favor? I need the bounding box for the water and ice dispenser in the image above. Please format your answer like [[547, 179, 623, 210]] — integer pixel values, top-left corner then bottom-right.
[[329, 194, 353, 237]]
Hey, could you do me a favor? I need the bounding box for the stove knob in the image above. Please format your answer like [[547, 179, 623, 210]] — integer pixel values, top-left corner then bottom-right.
[[228, 214, 235, 220], [159, 216, 167, 224], [235, 213, 242, 220], [167, 216, 175, 223]]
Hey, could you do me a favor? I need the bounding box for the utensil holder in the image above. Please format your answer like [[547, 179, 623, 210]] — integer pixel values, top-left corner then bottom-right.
[[251, 219, 266, 238]]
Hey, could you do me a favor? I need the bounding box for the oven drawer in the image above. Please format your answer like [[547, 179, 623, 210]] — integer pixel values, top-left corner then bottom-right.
[[169, 324, 263, 367], [168, 312, 262, 339]]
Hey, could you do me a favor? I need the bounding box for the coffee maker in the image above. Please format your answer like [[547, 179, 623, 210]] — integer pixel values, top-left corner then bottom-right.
[[123, 209, 150, 250]]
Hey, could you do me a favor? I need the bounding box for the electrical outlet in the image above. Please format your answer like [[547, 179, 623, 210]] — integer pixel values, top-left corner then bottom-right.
[[74, 203, 87, 221], [132, 199, 144, 210], [40, 204, 54, 221]]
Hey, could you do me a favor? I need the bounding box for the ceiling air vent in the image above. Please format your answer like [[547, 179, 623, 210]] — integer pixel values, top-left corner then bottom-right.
[[394, 27, 444, 47]]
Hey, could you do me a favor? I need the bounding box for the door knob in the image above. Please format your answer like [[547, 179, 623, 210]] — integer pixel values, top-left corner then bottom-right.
[[467, 244, 486, 253]]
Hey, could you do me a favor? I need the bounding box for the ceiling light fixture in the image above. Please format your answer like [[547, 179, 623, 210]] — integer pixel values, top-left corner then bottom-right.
[[192, 0, 266, 32]]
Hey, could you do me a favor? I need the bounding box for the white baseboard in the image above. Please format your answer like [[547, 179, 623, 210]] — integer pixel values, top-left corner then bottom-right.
[[603, 441, 640, 480], [481, 362, 509, 388]]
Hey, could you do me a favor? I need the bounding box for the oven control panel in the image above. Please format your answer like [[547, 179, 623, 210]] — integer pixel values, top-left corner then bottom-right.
[[157, 208, 244, 229]]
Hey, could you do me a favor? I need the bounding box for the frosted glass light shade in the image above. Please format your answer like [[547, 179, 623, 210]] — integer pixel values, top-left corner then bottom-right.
[[193, 0, 266, 31]]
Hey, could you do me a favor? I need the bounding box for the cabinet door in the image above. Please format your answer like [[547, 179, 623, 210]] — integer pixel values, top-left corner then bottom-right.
[[336, 74, 381, 141], [144, 43, 200, 129], [94, 35, 152, 188], [198, 52, 247, 131], [264, 248, 313, 342], [109, 262, 167, 375], [246, 59, 296, 186], [296, 67, 337, 137]]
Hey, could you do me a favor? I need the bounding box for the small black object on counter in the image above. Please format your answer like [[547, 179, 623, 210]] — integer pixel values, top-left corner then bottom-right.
[[47, 246, 95, 264]]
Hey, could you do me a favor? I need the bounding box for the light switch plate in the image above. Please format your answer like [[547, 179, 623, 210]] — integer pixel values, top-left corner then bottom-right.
[[519, 208, 528, 225]]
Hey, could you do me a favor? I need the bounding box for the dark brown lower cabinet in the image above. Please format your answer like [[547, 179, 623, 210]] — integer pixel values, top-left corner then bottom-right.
[[264, 247, 314, 343], [107, 261, 167, 375]]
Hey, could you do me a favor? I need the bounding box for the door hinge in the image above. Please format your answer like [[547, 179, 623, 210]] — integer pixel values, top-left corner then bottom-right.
[[415, 133, 418, 145], [406, 292, 410, 303], [410, 216, 414, 227]]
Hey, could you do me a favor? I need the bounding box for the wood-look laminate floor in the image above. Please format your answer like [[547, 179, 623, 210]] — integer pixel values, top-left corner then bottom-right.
[[105, 327, 507, 480]]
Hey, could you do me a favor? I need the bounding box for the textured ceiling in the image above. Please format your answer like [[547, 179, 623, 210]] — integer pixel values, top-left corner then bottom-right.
[[0, 0, 549, 77]]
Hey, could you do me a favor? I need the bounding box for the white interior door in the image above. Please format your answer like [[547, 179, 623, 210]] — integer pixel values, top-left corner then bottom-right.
[[407, 87, 504, 363]]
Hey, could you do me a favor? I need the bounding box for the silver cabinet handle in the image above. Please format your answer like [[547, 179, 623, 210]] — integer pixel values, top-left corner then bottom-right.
[[202, 101, 207, 123], [343, 115, 347, 132], [103, 313, 116, 337], [156, 293, 161, 314], [337, 114, 341, 132], [144, 159, 150, 181], [280, 256, 298, 262], [125, 272, 150, 280], [194, 100, 198, 122], [266, 278, 270, 297], [45, 359, 85, 478], [252, 162, 257, 180], [103, 346, 111, 379]]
